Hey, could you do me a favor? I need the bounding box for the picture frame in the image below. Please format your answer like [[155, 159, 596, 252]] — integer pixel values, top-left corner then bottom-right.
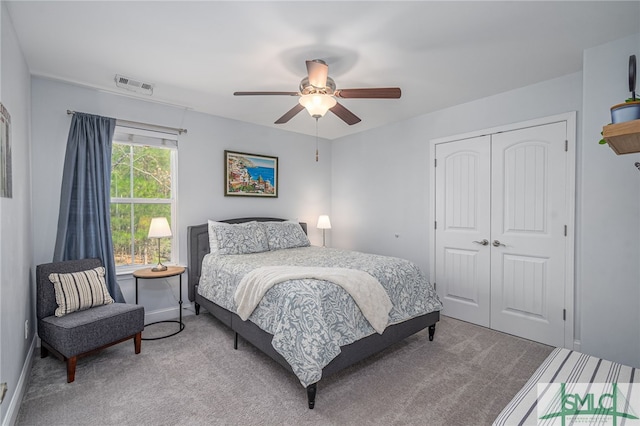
[[225, 150, 278, 197], [0, 102, 12, 199]]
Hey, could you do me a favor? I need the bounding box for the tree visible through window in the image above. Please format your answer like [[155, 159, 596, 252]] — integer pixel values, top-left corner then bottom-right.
[[110, 127, 177, 268]]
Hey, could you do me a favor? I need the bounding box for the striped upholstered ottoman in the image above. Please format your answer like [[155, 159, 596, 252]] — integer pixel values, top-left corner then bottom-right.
[[494, 347, 640, 425]]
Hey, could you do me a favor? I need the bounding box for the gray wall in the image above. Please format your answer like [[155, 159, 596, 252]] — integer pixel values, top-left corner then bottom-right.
[[0, 3, 34, 425], [331, 33, 640, 367], [331, 72, 582, 275], [30, 77, 332, 320], [580, 33, 640, 367]]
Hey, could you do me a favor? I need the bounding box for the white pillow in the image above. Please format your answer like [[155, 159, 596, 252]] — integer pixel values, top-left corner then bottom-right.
[[262, 221, 310, 251], [207, 220, 269, 255]]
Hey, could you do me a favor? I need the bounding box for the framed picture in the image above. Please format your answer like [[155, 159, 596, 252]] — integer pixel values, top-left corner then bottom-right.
[[225, 150, 278, 197], [0, 103, 12, 199]]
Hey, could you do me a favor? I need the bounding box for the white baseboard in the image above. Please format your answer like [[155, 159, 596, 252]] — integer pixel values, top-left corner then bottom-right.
[[573, 339, 581, 352], [144, 303, 194, 324], [2, 336, 36, 426]]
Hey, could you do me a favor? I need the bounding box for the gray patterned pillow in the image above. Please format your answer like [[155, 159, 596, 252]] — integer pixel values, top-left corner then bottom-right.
[[48, 267, 114, 317], [208, 220, 269, 255], [262, 221, 310, 251], [207, 220, 223, 254]]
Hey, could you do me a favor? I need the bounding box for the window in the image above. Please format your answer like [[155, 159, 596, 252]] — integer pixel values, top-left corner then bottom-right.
[[110, 126, 178, 270]]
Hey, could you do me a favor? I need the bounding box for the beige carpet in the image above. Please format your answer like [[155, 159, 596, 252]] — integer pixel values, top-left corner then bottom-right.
[[16, 313, 552, 425]]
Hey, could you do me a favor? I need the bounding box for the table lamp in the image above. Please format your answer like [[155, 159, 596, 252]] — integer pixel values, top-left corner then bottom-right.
[[317, 215, 331, 247], [148, 217, 172, 272]]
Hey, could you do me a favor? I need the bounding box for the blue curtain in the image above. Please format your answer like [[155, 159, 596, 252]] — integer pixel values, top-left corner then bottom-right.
[[53, 112, 124, 302]]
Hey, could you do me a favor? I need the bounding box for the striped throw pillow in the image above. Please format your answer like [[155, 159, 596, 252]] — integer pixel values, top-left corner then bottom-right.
[[48, 267, 114, 317]]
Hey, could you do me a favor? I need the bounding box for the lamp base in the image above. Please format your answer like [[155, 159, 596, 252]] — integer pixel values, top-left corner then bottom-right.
[[151, 264, 168, 272]]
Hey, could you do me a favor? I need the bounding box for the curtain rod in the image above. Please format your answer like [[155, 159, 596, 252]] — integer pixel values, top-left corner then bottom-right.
[[66, 110, 187, 135]]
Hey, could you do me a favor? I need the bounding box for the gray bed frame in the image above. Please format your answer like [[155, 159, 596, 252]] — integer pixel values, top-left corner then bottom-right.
[[187, 217, 439, 409]]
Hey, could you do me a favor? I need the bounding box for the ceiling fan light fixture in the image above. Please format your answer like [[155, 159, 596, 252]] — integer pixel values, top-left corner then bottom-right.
[[235, 59, 395, 125], [299, 94, 336, 118]]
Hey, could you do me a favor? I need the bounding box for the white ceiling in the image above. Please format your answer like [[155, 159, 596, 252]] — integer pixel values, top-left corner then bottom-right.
[[6, 1, 640, 140]]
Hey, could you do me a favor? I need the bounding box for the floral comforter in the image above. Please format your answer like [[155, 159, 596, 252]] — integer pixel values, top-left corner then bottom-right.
[[197, 246, 442, 387]]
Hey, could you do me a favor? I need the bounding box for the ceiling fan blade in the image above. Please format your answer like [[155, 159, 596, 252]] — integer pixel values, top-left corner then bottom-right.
[[306, 60, 329, 88], [329, 102, 361, 125], [334, 88, 401, 99], [274, 104, 305, 124], [234, 91, 299, 96]]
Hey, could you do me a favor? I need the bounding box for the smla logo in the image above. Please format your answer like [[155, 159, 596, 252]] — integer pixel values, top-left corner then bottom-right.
[[537, 383, 640, 425]]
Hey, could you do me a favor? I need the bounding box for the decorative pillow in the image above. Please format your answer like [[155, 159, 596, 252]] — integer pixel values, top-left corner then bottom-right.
[[207, 220, 223, 254], [208, 220, 269, 255], [262, 221, 310, 251], [48, 266, 114, 317]]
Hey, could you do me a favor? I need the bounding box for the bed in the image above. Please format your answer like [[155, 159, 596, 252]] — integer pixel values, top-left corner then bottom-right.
[[494, 347, 640, 425], [187, 217, 442, 408]]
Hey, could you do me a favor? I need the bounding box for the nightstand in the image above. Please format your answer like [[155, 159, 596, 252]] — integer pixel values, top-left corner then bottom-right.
[[133, 266, 186, 340]]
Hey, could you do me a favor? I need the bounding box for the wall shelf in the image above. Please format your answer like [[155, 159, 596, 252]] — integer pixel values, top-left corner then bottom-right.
[[603, 119, 640, 155]]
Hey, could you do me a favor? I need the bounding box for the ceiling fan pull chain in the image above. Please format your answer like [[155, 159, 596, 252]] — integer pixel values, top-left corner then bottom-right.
[[315, 117, 319, 162]]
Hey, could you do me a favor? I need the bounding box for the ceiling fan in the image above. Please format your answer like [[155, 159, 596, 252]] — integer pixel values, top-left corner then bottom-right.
[[233, 59, 401, 125]]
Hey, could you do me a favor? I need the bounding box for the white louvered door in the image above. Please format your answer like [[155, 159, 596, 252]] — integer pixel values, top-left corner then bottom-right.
[[434, 121, 569, 347]]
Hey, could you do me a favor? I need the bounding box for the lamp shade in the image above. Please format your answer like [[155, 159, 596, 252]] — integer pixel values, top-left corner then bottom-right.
[[317, 215, 332, 230], [148, 217, 172, 238], [299, 94, 337, 118]]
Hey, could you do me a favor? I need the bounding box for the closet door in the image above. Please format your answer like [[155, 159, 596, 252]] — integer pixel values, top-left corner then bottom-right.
[[433, 120, 570, 347], [489, 122, 567, 347], [434, 136, 491, 326]]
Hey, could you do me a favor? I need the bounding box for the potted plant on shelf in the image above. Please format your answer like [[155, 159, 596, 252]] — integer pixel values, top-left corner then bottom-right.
[[610, 97, 640, 123], [599, 54, 639, 145]]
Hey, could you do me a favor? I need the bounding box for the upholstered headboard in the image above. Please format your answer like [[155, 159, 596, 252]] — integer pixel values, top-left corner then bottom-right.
[[186, 218, 308, 302]]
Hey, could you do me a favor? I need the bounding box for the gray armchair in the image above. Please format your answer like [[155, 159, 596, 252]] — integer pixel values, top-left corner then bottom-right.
[[36, 258, 145, 382]]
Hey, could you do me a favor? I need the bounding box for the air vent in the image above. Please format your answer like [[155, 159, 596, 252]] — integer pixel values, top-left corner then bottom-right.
[[114, 74, 154, 96]]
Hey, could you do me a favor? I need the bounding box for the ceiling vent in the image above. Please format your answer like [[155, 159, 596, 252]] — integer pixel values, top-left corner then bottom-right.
[[115, 74, 154, 96]]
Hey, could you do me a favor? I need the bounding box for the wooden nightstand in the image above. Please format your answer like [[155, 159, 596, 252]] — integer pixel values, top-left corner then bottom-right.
[[133, 266, 186, 340]]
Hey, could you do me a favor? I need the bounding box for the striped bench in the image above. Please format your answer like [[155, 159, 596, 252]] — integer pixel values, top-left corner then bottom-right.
[[493, 347, 639, 425]]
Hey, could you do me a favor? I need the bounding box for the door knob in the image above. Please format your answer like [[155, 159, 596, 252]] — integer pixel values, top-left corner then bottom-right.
[[473, 239, 489, 246], [492, 240, 506, 247]]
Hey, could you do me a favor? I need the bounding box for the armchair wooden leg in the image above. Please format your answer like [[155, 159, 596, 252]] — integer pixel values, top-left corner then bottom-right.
[[66, 356, 77, 383], [134, 332, 142, 354], [40, 345, 49, 358]]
